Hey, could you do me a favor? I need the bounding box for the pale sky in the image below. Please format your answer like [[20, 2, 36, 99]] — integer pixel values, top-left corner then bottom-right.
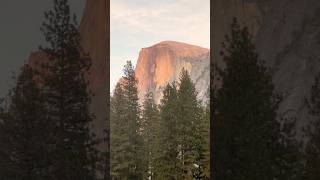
[[110, 0, 210, 91]]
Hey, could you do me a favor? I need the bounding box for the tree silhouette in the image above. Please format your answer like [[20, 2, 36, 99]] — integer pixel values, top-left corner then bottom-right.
[[39, 0, 98, 178], [213, 18, 301, 180], [0, 65, 49, 179], [304, 73, 320, 179]]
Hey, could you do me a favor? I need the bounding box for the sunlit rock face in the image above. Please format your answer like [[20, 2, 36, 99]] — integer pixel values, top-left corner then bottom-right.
[[135, 41, 210, 104], [212, 0, 320, 138]]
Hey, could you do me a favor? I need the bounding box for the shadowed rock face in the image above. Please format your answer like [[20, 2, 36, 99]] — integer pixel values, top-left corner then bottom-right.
[[28, 0, 109, 158], [79, 0, 108, 151], [135, 41, 210, 104], [212, 0, 320, 138]]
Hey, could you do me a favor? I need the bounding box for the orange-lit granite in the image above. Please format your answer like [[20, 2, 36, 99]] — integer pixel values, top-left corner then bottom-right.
[[135, 41, 209, 103]]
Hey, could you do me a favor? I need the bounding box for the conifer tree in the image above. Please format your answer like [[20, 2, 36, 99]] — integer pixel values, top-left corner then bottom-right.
[[213, 18, 301, 180], [0, 65, 49, 180], [304, 73, 320, 179], [141, 91, 160, 179], [176, 69, 205, 179], [197, 102, 210, 179], [122, 61, 144, 179], [110, 82, 129, 179], [110, 61, 143, 179], [203, 88, 211, 179], [153, 83, 181, 179], [39, 0, 98, 179]]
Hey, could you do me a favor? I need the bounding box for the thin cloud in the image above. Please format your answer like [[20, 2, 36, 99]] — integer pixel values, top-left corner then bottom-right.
[[111, 0, 210, 47], [110, 0, 210, 91]]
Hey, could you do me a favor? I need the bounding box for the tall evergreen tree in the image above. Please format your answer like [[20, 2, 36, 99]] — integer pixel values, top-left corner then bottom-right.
[[110, 61, 143, 179], [122, 61, 144, 179], [153, 83, 181, 179], [176, 69, 203, 179], [39, 0, 98, 179], [152, 70, 210, 179], [197, 101, 210, 179], [0, 65, 49, 180], [110, 82, 129, 179], [141, 91, 160, 179], [213, 18, 301, 180], [203, 88, 211, 179], [304, 73, 320, 179]]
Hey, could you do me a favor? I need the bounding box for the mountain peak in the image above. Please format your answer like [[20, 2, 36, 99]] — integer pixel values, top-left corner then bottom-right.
[[135, 41, 210, 103], [140, 41, 209, 60], [153, 40, 205, 47]]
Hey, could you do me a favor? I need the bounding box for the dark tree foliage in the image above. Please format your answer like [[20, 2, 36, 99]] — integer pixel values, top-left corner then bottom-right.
[[153, 83, 181, 179], [122, 61, 144, 179], [176, 69, 206, 179], [194, 90, 210, 180], [39, 0, 98, 179], [110, 61, 144, 179], [152, 69, 210, 179], [199, 102, 210, 179], [0, 66, 49, 180], [305, 73, 320, 179], [111, 66, 210, 179], [110, 82, 128, 179], [141, 91, 160, 179], [213, 18, 301, 180]]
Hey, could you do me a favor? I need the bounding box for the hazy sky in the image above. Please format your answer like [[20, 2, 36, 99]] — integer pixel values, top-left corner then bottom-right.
[[110, 0, 210, 91], [0, 0, 85, 97]]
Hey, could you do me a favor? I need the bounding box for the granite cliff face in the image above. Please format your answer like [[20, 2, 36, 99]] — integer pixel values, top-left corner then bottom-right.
[[213, 0, 320, 137], [135, 41, 210, 104], [79, 0, 108, 150]]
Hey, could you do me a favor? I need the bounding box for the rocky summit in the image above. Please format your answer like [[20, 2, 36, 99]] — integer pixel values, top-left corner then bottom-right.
[[135, 41, 210, 104]]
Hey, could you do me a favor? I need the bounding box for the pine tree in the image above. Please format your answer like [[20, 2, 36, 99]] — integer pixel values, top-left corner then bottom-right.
[[0, 65, 49, 180], [39, 0, 98, 179], [110, 82, 129, 179], [204, 87, 211, 179], [153, 83, 181, 179], [176, 69, 205, 179], [122, 61, 144, 179], [304, 73, 320, 179], [110, 61, 143, 179], [197, 101, 210, 179], [213, 18, 301, 180], [141, 91, 160, 179]]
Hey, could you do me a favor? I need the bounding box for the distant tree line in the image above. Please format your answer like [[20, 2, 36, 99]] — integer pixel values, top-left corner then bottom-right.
[[110, 61, 210, 179]]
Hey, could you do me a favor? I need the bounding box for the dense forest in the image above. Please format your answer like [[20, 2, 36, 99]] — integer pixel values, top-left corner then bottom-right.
[[110, 62, 210, 179], [0, 0, 105, 179]]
